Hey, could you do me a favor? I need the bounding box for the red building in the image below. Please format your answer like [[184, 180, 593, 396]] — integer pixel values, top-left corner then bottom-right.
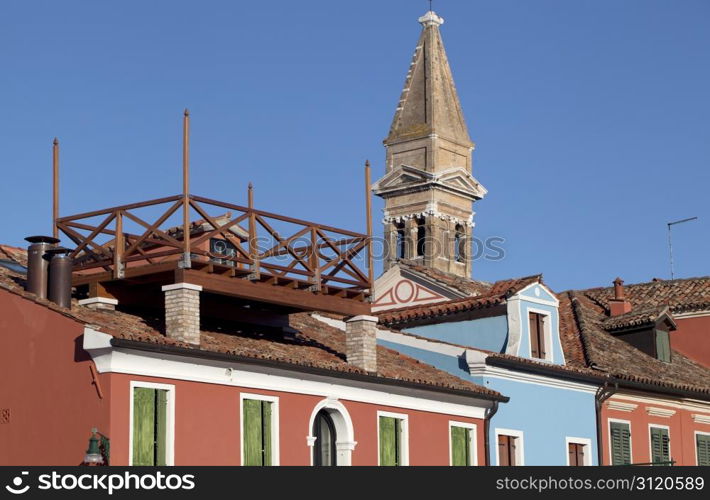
[[558, 277, 710, 466]]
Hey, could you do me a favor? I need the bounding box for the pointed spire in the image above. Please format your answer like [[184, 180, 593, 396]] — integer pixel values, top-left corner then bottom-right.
[[386, 10, 471, 148]]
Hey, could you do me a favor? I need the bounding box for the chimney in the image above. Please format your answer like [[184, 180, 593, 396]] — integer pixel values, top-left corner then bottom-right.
[[609, 277, 632, 316], [24, 235, 59, 298], [345, 315, 378, 372], [46, 247, 73, 308], [162, 283, 202, 345]]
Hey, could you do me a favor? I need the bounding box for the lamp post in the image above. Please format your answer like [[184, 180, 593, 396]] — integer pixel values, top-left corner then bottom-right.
[[667, 217, 698, 280]]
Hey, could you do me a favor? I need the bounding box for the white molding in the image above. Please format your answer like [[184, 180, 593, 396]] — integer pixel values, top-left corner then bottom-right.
[[608, 418, 632, 465], [694, 431, 710, 465], [83, 328, 487, 419], [608, 393, 710, 414], [467, 363, 598, 394], [128, 381, 175, 466], [607, 401, 638, 412], [347, 315, 378, 323], [306, 398, 356, 466], [494, 428, 524, 466], [505, 296, 522, 357], [646, 407, 676, 418], [448, 421, 478, 466], [565, 436, 592, 466], [377, 411, 409, 466], [692, 414, 710, 425], [240, 392, 280, 466], [672, 310, 710, 319], [648, 423, 671, 464], [161, 283, 202, 292]]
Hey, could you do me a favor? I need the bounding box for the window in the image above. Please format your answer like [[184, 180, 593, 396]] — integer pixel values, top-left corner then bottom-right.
[[242, 395, 278, 466], [312, 410, 337, 466], [450, 422, 476, 466], [415, 217, 426, 257], [609, 421, 631, 465], [649, 426, 671, 465], [454, 224, 465, 263], [697, 433, 710, 466], [496, 429, 523, 465], [130, 383, 173, 466], [395, 223, 406, 259], [378, 412, 408, 466], [655, 328, 671, 363], [568, 443, 585, 466], [528, 312, 547, 359]]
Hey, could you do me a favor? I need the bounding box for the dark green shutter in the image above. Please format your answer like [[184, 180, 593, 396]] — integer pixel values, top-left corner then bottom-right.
[[655, 330, 671, 362], [610, 422, 631, 465], [697, 434, 710, 466], [243, 399, 272, 466], [379, 416, 399, 466], [451, 426, 471, 466], [155, 390, 168, 466], [650, 427, 670, 465]]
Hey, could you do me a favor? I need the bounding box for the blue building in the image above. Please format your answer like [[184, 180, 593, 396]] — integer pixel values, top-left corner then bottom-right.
[[374, 268, 604, 465]]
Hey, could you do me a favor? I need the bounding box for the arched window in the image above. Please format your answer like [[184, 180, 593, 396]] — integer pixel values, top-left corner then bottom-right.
[[395, 222, 406, 259], [313, 410, 337, 466], [416, 218, 426, 257], [454, 224, 465, 263]]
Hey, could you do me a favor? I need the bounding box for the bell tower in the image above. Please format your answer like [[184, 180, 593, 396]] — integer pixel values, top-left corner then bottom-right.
[[373, 10, 486, 278]]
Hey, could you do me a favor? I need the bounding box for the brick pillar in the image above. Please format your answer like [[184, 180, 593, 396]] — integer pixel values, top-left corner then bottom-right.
[[78, 297, 118, 311], [345, 315, 378, 372], [161, 283, 202, 345]]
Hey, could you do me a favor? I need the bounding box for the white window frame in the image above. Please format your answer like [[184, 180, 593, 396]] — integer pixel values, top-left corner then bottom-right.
[[694, 430, 710, 466], [608, 418, 633, 465], [526, 307, 553, 362], [240, 393, 280, 466], [377, 410, 409, 466], [128, 380, 176, 466], [648, 423, 671, 464], [448, 421, 478, 466], [565, 436, 592, 466], [494, 428, 525, 466]]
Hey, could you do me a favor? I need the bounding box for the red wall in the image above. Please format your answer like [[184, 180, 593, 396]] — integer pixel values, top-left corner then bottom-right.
[[107, 373, 487, 466], [672, 316, 710, 368], [0, 290, 110, 465], [601, 395, 710, 465]]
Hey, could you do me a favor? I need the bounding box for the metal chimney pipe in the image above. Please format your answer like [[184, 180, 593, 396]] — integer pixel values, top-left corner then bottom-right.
[[24, 236, 60, 298], [46, 247, 73, 308]]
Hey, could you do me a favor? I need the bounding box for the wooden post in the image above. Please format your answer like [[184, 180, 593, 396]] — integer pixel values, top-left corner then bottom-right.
[[114, 210, 124, 279], [181, 109, 191, 268], [53, 138, 59, 239], [248, 182, 260, 279], [310, 226, 321, 292], [365, 160, 374, 290]]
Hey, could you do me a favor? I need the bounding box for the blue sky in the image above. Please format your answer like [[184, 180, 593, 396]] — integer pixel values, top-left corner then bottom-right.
[[1, 0, 708, 292]]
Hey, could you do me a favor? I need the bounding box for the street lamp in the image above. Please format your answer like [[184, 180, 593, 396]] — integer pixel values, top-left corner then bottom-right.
[[667, 217, 698, 280]]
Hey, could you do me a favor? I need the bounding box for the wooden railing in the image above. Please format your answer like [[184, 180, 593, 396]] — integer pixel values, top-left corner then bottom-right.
[[56, 194, 372, 292]]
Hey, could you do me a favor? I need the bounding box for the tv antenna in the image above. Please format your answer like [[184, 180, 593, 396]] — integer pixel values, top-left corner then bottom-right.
[[667, 216, 698, 280]]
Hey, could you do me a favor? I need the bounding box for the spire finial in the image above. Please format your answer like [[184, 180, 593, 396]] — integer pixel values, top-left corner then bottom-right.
[[419, 9, 443, 27]]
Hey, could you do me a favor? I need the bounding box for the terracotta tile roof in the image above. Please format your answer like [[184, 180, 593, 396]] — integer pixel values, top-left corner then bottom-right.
[[0, 248, 501, 400], [583, 276, 710, 315], [0, 244, 27, 267], [557, 290, 710, 398], [602, 305, 674, 332], [378, 274, 542, 325]]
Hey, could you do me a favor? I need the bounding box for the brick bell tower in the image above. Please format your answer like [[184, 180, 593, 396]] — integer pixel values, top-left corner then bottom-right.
[[373, 10, 486, 278]]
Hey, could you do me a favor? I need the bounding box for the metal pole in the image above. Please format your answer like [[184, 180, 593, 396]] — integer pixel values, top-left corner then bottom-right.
[[365, 160, 374, 289], [181, 109, 191, 268], [53, 138, 59, 239], [667, 216, 698, 280]]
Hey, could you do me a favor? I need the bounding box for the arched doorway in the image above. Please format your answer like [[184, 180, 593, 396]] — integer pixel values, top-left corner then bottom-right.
[[312, 410, 337, 466]]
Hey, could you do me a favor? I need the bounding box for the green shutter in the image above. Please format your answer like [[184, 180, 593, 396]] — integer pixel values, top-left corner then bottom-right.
[[610, 422, 631, 465], [155, 390, 168, 466], [650, 427, 670, 465], [243, 399, 263, 466], [451, 426, 471, 466], [379, 416, 398, 466], [133, 388, 155, 466], [697, 434, 710, 466], [655, 330, 671, 362], [262, 401, 272, 466]]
